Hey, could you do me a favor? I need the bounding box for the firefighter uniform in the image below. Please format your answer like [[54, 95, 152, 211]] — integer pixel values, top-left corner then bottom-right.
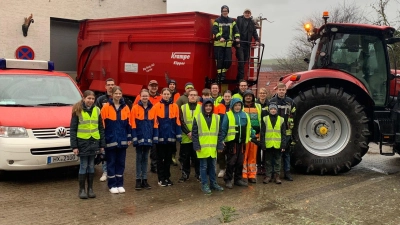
[[212, 5, 240, 82]]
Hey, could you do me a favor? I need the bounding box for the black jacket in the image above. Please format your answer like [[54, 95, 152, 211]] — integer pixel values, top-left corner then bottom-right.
[[70, 104, 106, 156], [236, 15, 259, 43]]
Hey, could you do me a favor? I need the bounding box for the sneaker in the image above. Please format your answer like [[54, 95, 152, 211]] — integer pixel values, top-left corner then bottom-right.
[[166, 179, 173, 186], [218, 169, 225, 178], [201, 184, 212, 194], [210, 183, 224, 191], [109, 187, 119, 194], [234, 179, 248, 187], [117, 187, 126, 193], [178, 176, 187, 183], [225, 180, 233, 189], [158, 180, 168, 187], [141, 179, 152, 189], [100, 172, 107, 182]]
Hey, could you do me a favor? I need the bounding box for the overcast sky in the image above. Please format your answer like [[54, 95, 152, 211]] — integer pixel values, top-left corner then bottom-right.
[[167, 0, 399, 59]]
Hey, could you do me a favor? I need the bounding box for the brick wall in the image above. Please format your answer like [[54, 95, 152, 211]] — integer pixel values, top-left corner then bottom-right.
[[254, 70, 292, 97]]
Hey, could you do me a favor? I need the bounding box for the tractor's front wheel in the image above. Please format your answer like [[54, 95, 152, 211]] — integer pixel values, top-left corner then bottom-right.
[[292, 85, 370, 175]]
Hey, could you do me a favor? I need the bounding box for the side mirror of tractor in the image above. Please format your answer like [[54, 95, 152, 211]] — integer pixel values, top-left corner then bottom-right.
[[386, 37, 400, 44]]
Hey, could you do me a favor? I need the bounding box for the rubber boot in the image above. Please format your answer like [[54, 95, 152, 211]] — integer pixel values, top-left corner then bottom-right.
[[79, 174, 88, 199], [274, 173, 282, 184], [87, 173, 96, 198]]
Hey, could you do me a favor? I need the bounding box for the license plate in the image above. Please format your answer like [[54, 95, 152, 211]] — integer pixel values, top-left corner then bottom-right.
[[47, 154, 78, 164]]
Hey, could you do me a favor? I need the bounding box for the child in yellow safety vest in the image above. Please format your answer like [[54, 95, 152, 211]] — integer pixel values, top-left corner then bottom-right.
[[192, 99, 224, 194], [260, 103, 286, 184], [70, 90, 106, 199]]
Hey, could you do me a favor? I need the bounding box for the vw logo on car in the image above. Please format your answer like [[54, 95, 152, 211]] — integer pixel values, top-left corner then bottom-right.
[[55, 127, 67, 138]]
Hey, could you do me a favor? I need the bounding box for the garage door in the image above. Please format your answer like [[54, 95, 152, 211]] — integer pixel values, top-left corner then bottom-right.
[[50, 18, 79, 78]]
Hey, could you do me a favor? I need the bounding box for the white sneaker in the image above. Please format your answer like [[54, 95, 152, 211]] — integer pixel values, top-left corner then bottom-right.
[[100, 172, 107, 182], [218, 169, 225, 178], [117, 187, 126, 193], [109, 187, 119, 194]]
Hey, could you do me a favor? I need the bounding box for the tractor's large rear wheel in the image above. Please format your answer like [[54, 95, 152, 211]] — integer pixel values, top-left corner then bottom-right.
[[292, 85, 370, 175]]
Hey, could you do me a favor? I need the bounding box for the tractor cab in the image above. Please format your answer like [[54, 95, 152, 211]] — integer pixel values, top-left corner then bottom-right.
[[306, 21, 396, 107]]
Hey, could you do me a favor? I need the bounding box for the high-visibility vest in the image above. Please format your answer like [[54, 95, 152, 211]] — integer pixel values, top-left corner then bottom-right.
[[181, 104, 201, 144], [255, 103, 262, 124], [196, 113, 219, 158], [264, 115, 284, 149], [77, 107, 100, 140], [225, 111, 251, 143]]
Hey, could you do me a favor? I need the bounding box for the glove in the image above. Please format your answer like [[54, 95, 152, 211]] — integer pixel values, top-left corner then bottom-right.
[[94, 153, 106, 165], [250, 138, 262, 147]]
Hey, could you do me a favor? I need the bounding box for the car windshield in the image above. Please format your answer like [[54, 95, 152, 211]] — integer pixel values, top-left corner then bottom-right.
[[0, 75, 81, 106]]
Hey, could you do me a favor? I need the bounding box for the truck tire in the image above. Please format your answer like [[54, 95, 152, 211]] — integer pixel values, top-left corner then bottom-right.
[[291, 85, 370, 175]]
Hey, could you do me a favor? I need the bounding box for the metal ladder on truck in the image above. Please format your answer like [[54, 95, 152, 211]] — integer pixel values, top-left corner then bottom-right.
[[246, 16, 267, 87]]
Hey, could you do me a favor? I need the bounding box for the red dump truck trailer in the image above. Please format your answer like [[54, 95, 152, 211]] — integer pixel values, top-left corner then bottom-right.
[[76, 11, 264, 98]]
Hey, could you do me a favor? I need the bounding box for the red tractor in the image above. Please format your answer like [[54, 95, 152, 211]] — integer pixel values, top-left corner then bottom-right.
[[280, 12, 400, 174]]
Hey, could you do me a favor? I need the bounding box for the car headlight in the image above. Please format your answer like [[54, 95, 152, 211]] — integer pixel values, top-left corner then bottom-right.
[[0, 126, 28, 138]]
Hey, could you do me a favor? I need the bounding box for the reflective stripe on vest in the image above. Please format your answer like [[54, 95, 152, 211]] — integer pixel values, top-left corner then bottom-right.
[[255, 103, 262, 124], [213, 21, 238, 47], [264, 115, 284, 149], [196, 114, 219, 158], [181, 104, 201, 144], [77, 107, 100, 140], [225, 111, 251, 143]]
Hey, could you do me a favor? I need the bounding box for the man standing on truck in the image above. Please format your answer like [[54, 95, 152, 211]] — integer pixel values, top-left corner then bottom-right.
[[269, 82, 296, 181], [212, 5, 240, 83], [235, 8, 259, 82]]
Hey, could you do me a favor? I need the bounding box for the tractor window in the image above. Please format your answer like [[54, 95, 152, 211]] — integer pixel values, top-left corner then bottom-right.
[[330, 33, 388, 106]]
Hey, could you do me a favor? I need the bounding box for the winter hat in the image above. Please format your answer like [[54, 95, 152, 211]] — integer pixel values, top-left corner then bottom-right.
[[221, 5, 229, 13], [168, 79, 176, 85], [269, 103, 278, 110], [185, 82, 194, 90]]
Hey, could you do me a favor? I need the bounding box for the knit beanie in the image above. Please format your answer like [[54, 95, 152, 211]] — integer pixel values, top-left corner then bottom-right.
[[221, 5, 229, 13], [168, 79, 176, 85], [185, 82, 194, 89], [269, 104, 278, 110]]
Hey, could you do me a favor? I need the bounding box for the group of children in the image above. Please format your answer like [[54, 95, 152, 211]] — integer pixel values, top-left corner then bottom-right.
[[70, 78, 296, 198]]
